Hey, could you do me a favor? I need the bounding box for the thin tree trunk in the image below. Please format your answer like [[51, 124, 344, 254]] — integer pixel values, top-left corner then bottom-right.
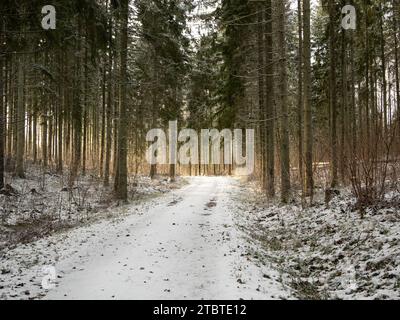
[[15, 57, 25, 178], [57, 51, 64, 173], [340, 29, 348, 183], [297, 0, 304, 189], [41, 110, 48, 168], [114, 0, 129, 200], [329, 1, 338, 188], [150, 54, 159, 180], [349, 33, 356, 153], [104, 72, 113, 186], [303, 0, 314, 199], [265, 0, 275, 198], [277, 0, 290, 203], [7, 57, 13, 168], [104, 3, 113, 186], [393, 0, 400, 136], [365, 4, 371, 143], [48, 107, 53, 164], [100, 57, 106, 177], [379, 6, 388, 136], [82, 45, 89, 176], [70, 23, 82, 186], [0, 51, 4, 189], [257, 7, 265, 189]]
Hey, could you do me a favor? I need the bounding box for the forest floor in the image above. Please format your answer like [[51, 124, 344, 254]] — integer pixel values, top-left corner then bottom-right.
[[0, 164, 186, 251], [234, 180, 400, 300], [1, 173, 399, 300], [0, 176, 290, 300]]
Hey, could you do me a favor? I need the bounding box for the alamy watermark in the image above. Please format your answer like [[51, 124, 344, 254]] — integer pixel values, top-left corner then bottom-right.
[[146, 121, 255, 176], [41, 5, 56, 30], [39, 4, 356, 31], [342, 5, 357, 30]]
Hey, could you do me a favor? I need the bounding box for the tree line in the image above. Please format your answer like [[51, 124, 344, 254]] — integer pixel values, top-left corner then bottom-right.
[[1, 0, 399, 206], [214, 0, 399, 206]]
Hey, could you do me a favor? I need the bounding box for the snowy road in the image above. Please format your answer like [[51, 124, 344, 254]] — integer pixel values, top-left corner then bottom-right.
[[41, 177, 287, 300]]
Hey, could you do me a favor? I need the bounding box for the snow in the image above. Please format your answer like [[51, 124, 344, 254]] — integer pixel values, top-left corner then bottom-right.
[[0, 165, 186, 251], [3, 173, 396, 300], [232, 180, 400, 300], [0, 177, 290, 300]]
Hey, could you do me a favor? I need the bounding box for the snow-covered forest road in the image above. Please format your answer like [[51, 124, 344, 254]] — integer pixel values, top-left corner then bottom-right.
[[41, 177, 287, 300]]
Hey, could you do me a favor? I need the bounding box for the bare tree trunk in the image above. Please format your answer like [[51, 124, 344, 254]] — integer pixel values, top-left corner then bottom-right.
[[379, 6, 388, 136], [48, 107, 53, 164], [340, 29, 348, 183], [104, 62, 113, 186], [7, 58, 14, 169], [82, 44, 89, 176], [114, 0, 129, 200], [393, 0, 400, 136], [57, 51, 64, 173], [104, 4, 113, 186], [100, 56, 106, 177], [329, 1, 338, 188], [297, 0, 304, 189], [70, 24, 82, 187], [277, 0, 290, 203], [0, 51, 4, 189], [257, 7, 265, 189], [265, 0, 275, 198], [150, 54, 159, 180], [41, 110, 48, 168], [303, 0, 314, 199], [15, 57, 25, 178], [32, 107, 37, 164], [350, 33, 357, 153], [364, 4, 371, 143]]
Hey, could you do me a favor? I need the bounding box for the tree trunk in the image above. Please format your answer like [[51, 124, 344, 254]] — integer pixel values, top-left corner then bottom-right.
[[104, 3, 113, 187], [114, 0, 129, 200], [15, 57, 25, 178], [350, 33, 357, 154], [329, 1, 338, 188], [70, 24, 82, 186], [265, 0, 275, 198], [0, 51, 4, 189], [297, 0, 304, 189], [41, 110, 48, 168], [100, 57, 106, 177], [277, 0, 290, 203], [393, 0, 400, 137], [379, 6, 388, 136], [340, 29, 348, 183], [365, 4, 371, 143], [82, 45, 89, 176], [257, 8, 265, 189], [57, 52, 64, 173], [303, 0, 314, 199]]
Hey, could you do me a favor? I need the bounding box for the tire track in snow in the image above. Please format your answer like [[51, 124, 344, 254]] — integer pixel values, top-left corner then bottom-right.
[[43, 177, 288, 300]]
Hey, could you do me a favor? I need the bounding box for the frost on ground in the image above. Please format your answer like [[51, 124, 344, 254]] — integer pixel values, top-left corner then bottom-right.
[[0, 165, 186, 251], [233, 180, 400, 300], [4, 173, 396, 301], [0, 177, 290, 300]]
